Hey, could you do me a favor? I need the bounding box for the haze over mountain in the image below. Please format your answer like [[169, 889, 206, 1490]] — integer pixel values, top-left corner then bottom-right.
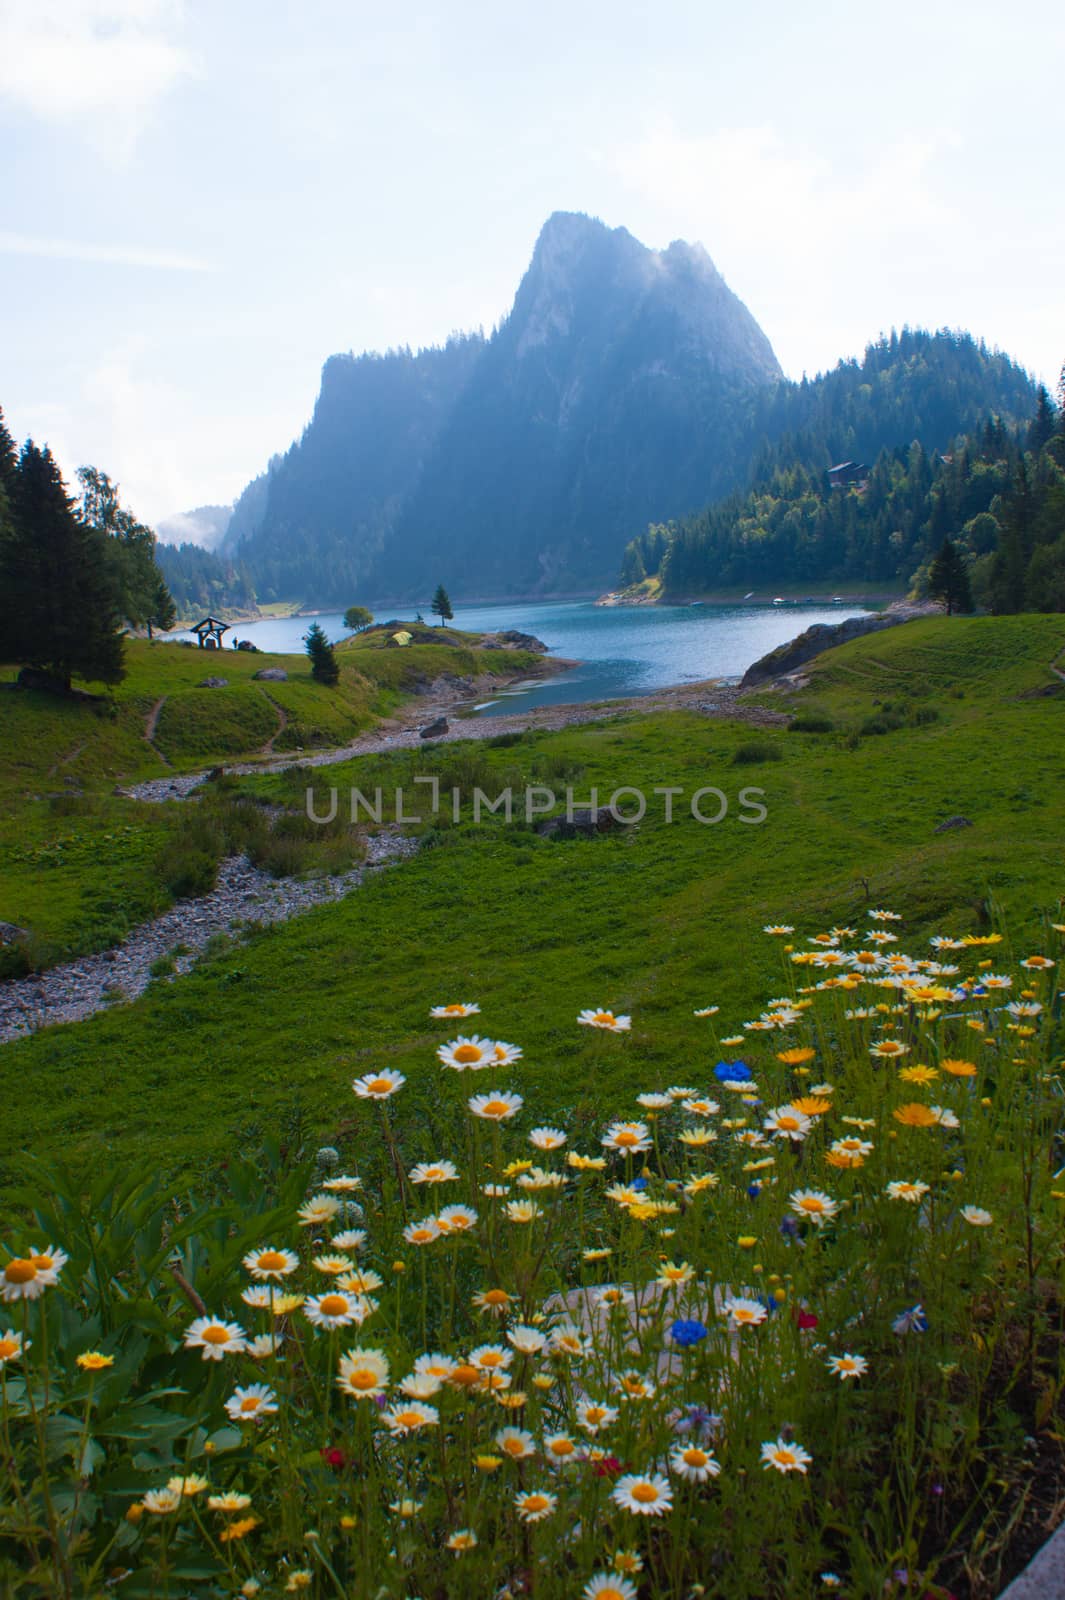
[[155, 504, 232, 552], [160, 212, 1039, 609], [204, 212, 782, 603]]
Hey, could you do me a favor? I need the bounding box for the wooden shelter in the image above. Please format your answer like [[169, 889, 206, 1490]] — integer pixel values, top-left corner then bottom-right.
[[827, 461, 869, 490], [192, 615, 230, 650]]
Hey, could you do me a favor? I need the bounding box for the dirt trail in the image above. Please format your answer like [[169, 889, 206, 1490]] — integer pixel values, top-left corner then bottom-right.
[[258, 689, 289, 756], [145, 696, 167, 740], [143, 696, 173, 767]]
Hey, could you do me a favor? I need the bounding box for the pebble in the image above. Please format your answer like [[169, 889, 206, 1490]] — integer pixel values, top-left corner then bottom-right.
[[0, 831, 419, 1044]]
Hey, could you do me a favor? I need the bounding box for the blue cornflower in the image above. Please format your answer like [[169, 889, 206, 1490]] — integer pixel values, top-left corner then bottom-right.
[[892, 1303, 929, 1335], [670, 1318, 708, 1347], [630, 1176, 649, 1191], [713, 1059, 752, 1083], [746, 1183, 762, 1199]]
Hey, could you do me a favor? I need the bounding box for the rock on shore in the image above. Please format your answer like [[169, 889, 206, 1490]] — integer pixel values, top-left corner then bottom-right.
[[739, 601, 937, 687]]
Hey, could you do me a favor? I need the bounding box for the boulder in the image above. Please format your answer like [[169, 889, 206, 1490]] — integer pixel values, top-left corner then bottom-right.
[[253, 667, 289, 681], [419, 717, 449, 740], [535, 807, 623, 840], [0, 921, 28, 945], [739, 602, 936, 688], [198, 677, 229, 688], [934, 815, 974, 833], [480, 630, 548, 652], [499, 630, 548, 652]]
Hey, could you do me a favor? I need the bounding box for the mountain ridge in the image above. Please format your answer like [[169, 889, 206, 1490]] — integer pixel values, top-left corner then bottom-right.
[[196, 212, 783, 602], [160, 213, 1039, 607]]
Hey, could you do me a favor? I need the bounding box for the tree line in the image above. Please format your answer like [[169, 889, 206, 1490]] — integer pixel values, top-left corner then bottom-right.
[[0, 406, 176, 689], [619, 346, 1064, 611], [156, 540, 257, 618]]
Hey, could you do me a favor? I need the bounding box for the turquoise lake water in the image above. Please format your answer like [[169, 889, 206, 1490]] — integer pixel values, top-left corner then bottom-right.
[[174, 599, 869, 716]]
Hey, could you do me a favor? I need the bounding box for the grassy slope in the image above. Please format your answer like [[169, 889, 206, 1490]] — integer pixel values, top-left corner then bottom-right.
[[1, 613, 1062, 1199], [0, 632, 539, 967]]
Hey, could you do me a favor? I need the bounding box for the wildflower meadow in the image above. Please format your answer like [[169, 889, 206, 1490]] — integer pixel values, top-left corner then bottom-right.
[[2, 914, 1064, 1598]]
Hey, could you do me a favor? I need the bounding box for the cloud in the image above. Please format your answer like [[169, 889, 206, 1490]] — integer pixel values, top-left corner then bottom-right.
[[0, 231, 210, 271], [610, 121, 962, 377], [12, 343, 296, 528], [0, 0, 192, 158]]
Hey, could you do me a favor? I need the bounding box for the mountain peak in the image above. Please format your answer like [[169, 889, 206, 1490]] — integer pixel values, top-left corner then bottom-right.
[[218, 210, 788, 601], [511, 213, 778, 382]]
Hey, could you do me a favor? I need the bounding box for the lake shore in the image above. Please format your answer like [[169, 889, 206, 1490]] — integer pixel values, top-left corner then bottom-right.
[[596, 585, 905, 608], [120, 674, 788, 803]]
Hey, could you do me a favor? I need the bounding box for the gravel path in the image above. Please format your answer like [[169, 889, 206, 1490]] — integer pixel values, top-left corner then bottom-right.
[[119, 680, 788, 803], [3, 679, 783, 1041], [0, 831, 418, 1044]]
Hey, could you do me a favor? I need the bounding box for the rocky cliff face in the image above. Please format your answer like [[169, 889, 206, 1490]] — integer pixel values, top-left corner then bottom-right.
[[223, 213, 783, 604]]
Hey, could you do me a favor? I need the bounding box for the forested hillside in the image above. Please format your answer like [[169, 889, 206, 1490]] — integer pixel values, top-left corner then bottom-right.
[[155, 541, 258, 618], [618, 333, 1059, 604]]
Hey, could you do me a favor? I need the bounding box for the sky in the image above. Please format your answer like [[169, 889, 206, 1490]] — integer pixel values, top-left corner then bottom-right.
[[2, 0, 1063, 532]]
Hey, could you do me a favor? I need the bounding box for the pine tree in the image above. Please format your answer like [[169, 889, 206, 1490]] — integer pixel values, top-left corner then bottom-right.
[[147, 579, 177, 638], [620, 542, 646, 586], [431, 584, 454, 626], [1028, 386, 1057, 453], [0, 442, 125, 689], [304, 621, 340, 685], [927, 538, 973, 615], [0, 407, 18, 558]]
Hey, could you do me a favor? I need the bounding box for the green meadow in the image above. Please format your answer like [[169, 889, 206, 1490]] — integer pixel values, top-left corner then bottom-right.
[[0, 629, 539, 971], [1, 614, 1063, 1197]]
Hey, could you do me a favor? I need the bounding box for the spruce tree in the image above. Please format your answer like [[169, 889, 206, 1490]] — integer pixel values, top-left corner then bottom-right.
[[148, 579, 177, 638], [0, 407, 19, 565], [620, 542, 646, 586], [0, 442, 125, 689], [0, 406, 17, 514], [1028, 386, 1057, 453], [430, 584, 454, 626], [304, 621, 340, 685], [927, 538, 973, 615]]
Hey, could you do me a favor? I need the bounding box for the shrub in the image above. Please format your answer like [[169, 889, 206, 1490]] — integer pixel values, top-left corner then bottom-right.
[[158, 842, 218, 898], [860, 712, 905, 736], [731, 740, 784, 764], [251, 835, 316, 878], [46, 793, 95, 817], [789, 713, 835, 734], [0, 939, 31, 979], [532, 750, 585, 784]]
